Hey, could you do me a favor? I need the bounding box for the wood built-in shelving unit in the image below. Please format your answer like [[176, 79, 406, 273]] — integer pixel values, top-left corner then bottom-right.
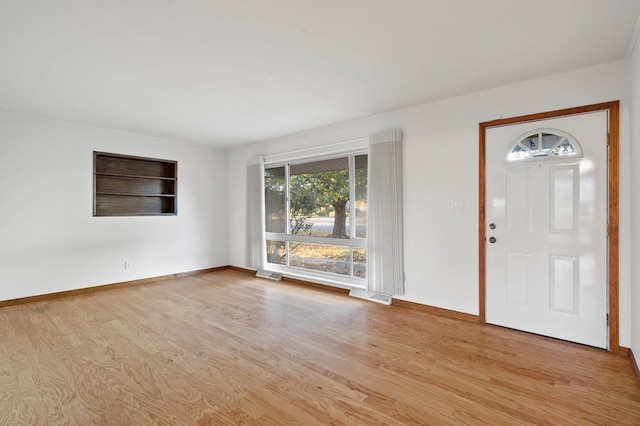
[[94, 152, 177, 216]]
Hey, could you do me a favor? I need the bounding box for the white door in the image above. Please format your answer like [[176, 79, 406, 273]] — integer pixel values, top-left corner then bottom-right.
[[485, 111, 608, 348]]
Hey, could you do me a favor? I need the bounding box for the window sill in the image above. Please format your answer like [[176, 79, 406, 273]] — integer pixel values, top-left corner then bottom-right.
[[265, 265, 366, 291]]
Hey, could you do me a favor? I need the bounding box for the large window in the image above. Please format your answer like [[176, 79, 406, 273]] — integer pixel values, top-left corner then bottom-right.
[[264, 154, 367, 282]]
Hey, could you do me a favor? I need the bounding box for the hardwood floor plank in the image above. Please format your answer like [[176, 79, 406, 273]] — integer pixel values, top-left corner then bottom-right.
[[0, 269, 638, 424]]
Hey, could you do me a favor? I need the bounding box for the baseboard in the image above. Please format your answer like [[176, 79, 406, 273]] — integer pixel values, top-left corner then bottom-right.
[[0, 266, 228, 308], [231, 266, 476, 315], [392, 299, 480, 323], [226, 265, 256, 274], [630, 348, 640, 387]]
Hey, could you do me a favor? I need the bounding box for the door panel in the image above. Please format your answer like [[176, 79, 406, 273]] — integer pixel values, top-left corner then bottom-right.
[[549, 255, 578, 314], [485, 111, 608, 348], [549, 165, 579, 232], [506, 251, 530, 304], [506, 168, 532, 231]]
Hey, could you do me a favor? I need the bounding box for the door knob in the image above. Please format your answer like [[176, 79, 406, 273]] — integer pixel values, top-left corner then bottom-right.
[[489, 237, 497, 243]]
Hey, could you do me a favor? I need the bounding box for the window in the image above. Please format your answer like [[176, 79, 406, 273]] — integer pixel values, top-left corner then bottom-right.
[[264, 154, 367, 282], [506, 129, 582, 162]]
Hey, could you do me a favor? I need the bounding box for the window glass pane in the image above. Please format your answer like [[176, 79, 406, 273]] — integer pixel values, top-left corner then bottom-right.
[[289, 243, 350, 275], [355, 154, 367, 238], [551, 139, 577, 156], [290, 157, 350, 239], [353, 247, 366, 278], [265, 167, 286, 233], [508, 145, 531, 161], [506, 132, 581, 163], [266, 240, 286, 265], [524, 135, 539, 151], [541, 133, 562, 150]]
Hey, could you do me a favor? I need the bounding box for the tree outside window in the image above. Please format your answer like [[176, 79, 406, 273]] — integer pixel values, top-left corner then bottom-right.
[[264, 154, 367, 279]]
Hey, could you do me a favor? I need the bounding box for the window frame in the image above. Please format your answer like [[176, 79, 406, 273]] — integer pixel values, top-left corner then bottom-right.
[[263, 147, 368, 288], [504, 128, 583, 163]]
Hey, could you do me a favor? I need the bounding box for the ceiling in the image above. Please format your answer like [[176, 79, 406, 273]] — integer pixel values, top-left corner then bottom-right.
[[1, 0, 639, 147]]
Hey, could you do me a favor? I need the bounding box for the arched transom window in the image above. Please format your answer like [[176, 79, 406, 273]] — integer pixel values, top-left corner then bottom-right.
[[506, 129, 582, 162]]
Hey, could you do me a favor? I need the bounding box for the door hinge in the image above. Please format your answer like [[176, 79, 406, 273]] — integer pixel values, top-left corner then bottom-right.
[[606, 223, 609, 237], [607, 313, 609, 326], [606, 133, 610, 146]]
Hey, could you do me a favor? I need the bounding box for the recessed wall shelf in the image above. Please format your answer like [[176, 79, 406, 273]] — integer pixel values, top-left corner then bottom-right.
[[94, 152, 177, 216]]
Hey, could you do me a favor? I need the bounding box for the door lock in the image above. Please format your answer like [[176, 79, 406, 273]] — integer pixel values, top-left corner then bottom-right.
[[489, 223, 496, 229], [489, 237, 497, 243]]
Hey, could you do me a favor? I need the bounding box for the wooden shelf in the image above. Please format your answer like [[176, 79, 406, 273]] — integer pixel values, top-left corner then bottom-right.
[[95, 172, 176, 181], [95, 193, 176, 198], [94, 152, 177, 216]]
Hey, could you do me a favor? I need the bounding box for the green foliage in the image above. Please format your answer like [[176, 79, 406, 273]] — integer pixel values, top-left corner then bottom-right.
[[264, 156, 368, 263], [291, 169, 349, 238]]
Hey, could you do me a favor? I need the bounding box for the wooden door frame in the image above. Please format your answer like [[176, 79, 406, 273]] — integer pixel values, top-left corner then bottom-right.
[[479, 101, 620, 353]]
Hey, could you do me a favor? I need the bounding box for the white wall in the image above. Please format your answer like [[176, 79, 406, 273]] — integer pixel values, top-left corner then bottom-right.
[[228, 60, 633, 346], [0, 113, 229, 301], [629, 25, 640, 357]]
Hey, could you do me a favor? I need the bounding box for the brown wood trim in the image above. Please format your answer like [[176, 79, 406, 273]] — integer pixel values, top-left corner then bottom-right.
[[479, 121, 487, 323], [230, 267, 479, 312], [0, 266, 228, 308], [478, 100, 620, 353], [242, 269, 477, 319], [232, 267, 477, 316], [478, 101, 621, 128], [233, 267, 487, 321], [226, 265, 257, 274], [608, 101, 620, 354], [393, 299, 480, 323]]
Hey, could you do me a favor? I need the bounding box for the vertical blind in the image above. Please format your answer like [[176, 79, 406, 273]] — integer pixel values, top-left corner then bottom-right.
[[367, 129, 404, 295], [246, 157, 265, 270]]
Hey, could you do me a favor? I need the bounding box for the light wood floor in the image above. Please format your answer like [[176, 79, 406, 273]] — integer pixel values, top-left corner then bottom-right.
[[1, 270, 639, 425]]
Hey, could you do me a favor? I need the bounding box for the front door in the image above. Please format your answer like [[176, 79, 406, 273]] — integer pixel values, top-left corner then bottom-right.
[[485, 110, 608, 348]]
